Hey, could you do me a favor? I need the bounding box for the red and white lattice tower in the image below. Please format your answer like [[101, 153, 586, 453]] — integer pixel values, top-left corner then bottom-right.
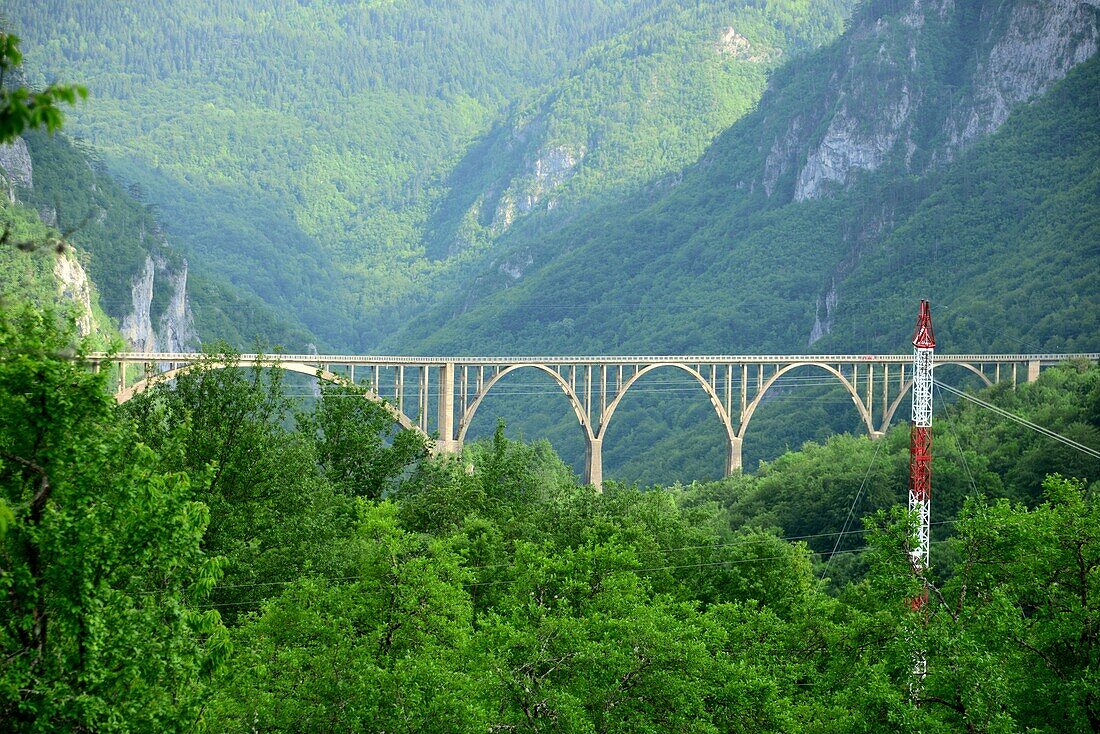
[[909, 300, 934, 610]]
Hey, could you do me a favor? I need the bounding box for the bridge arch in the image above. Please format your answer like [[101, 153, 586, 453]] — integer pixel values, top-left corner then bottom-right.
[[939, 361, 994, 388], [598, 363, 735, 443], [598, 362, 737, 479], [116, 360, 421, 434], [457, 364, 591, 444], [879, 361, 995, 434], [739, 362, 874, 443]]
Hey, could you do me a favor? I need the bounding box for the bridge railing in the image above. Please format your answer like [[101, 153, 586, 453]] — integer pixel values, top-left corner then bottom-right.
[[90, 352, 1100, 365]]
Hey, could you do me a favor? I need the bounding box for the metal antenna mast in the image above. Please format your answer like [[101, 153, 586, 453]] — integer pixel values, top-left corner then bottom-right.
[[909, 299, 935, 573], [909, 299, 935, 677]]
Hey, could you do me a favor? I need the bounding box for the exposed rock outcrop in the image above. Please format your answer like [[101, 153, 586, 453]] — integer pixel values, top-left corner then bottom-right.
[[942, 0, 1100, 157], [493, 144, 585, 232], [53, 251, 95, 337], [157, 261, 198, 352], [760, 0, 1100, 202], [774, 0, 1100, 344], [793, 81, 914, 201], [762, 116, 805, 198], [119, 255, 199, 353], [120, 257, 156, 351], [499, 251, 534, 280], [0, 137, 33, 202], [38, 203, 58, 227], [715, 27, 777, 63], [808, 281, 838, 346]]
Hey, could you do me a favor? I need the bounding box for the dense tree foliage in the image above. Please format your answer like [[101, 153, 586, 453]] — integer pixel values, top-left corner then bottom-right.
[[0, 307, 227, 731], [0, 32, 84, 145], [3, 2, 1097, 725], [123, 352, 429, 618], [1, 301, 1097, 730]]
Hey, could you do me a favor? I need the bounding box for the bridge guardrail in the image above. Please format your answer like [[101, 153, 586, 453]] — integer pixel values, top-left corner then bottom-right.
[[90, 352, 1100, 365]]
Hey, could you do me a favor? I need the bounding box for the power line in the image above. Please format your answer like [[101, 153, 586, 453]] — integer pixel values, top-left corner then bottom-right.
[[935, 382, 980, 497], [820, 437, 883, 580], [190, 522, 961, 604], [934, 380, 1100, 460]]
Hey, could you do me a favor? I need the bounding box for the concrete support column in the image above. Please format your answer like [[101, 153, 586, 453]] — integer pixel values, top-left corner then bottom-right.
[[585, 436, 603, 491], [418, 366, 429, 432], [436, 362, 460, 454], [1027, 360, 1040, 383], [726, 436, 743, 476]]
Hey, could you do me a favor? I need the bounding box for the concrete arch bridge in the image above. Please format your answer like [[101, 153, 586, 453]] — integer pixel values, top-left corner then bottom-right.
[[95, 352, 1099, 489]]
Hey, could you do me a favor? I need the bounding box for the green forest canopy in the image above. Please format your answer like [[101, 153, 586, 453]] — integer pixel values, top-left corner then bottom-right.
[[2, 301, 1098, 731]]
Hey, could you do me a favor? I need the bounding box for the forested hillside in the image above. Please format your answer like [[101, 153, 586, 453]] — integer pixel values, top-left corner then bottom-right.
[[9, 0, 853, 349], [5, 1, 1096, 482], [3, 3, 1100, 730], [399, 0, 1099, 356]]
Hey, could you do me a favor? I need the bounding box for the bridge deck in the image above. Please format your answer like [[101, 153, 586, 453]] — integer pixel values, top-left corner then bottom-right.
[[93, 352, 1100, 365]]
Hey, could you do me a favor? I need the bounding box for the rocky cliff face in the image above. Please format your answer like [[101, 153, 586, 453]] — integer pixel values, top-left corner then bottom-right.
[[743, 0, 1100, 344], [493, 143, 585, 233], [119, 255, 198, 353], [808, 280, 838, 346], [53, 251, 96, 337], [0, 138, 33, 202], [942, 0, 1100, 155], [715, 27, 778, 63], [759, 0, 1100, 203], [5, 131, 201, 353], [157, 260, 198, 352]]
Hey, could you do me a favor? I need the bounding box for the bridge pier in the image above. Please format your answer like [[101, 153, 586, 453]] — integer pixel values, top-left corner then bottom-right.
[[1028, 359, 1040, 383], [585, 437, 603, 490], [434, 362, 461, 454], [726, 436, 743, 476]]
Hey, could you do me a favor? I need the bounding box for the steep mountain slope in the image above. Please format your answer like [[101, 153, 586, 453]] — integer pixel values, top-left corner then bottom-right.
[[0, 129, 310, 351], [395, 0, 1098, 356], [9, 0, 853, 349], [0, 192, 113, 347], [420, 1, 851, 261], [10, 0, 643, 347], [385, 0, 1100, 483], [1, 130, 196, 350]]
